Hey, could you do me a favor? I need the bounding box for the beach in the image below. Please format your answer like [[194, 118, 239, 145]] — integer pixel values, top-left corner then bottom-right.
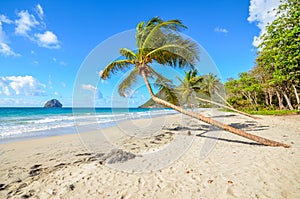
[[0, 109, 299, 198]]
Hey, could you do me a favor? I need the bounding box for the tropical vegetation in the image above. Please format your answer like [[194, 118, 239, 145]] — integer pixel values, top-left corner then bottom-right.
[[100, 17, 289, 147], [225, 0, 299, 112]]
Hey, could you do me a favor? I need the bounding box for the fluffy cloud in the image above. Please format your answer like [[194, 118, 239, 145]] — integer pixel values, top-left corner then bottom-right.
[[0, 75, 46, 96], [0, 15, 12, 24], [0, 43, 20, 57], [15, 10, 39, 37], [35, 31, 60, 49], [0, 4, 61, 52], [214, 27, 228, 34], [0, 15, 19, 57], [248, 0, 281, 47]]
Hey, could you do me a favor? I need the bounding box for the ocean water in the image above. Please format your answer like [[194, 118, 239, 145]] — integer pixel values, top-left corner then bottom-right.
[[0, 107, 176, 144]]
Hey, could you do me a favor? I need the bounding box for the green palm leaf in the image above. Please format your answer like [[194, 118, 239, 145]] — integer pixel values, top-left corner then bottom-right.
[[118, 67, 139, 97], [101, 60, 134, 80], [120, 48, 136, 60]]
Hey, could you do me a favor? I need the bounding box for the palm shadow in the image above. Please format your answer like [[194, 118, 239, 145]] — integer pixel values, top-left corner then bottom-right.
[[196, 131, 264, 146], [229, 121, 269, 131], [165, 120, 269, 146]]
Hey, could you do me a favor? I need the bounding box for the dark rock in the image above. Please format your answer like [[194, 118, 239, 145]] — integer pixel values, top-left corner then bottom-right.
[[29, 168, 40, 177], [44, 99, 62, 108], [0, 183, 6, 191], [30, 164, 41, 169], [21, 194, 31, 199], [69, 184, 75, 191]]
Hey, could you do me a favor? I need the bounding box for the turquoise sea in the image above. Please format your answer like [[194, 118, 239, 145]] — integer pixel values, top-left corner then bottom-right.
[[0, 107, 176, 144]]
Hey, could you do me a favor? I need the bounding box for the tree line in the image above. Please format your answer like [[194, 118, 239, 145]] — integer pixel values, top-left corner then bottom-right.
[[225, 0, 299, 112]]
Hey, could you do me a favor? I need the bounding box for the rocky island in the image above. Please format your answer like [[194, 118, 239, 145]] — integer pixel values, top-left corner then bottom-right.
[[44, 99, 63, 108]]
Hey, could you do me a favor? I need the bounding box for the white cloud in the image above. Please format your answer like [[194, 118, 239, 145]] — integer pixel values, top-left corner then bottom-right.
[[10, 5, 61, 50], [54, 91, 60, 96], [0, 43, 20, 57], [0, 15, 13, 24], [35, 31, 60, 49], [81, 84, 103, 99], [0, 15, 20, 57], [0, 75, 46, 96], [214, 27, 228, 33], [15, 10, 39, 37], [61, 82, 66, 88], [81, 84, 97, 92], [36, 4, 44, 20], [248, 0, 281, 47]]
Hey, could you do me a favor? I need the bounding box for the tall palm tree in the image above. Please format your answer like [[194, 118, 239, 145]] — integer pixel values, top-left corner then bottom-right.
[[100, 17, 289, 147], [176, 69, 203, 106]]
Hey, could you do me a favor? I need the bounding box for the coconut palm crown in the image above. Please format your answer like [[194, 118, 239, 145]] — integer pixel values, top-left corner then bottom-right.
[[100, 16, 199, 97], [176, 69, 203, 105]]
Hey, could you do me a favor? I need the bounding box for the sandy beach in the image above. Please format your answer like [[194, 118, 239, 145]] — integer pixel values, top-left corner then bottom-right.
[[0, 109, 299, 198]]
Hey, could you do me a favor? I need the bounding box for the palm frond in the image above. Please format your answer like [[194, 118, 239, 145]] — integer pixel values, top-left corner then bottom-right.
[[190, 76, 203, 85], [156, 81, 179, 105], [136, 21, 144, 32], [145, 16, 163, 27], [136, 18, 187, 51], [101, 60, 134, 80], [146, 40, 199, 68], [142, 20, 187, 48], [118, 67, 139, 97], [147, 66, 172, 83], [119, 48, 136, 60]]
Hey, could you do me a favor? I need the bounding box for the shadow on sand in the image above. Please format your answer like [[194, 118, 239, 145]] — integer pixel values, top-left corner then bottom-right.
[[165, 119, 270, 146], [196, 131, 264, 146]]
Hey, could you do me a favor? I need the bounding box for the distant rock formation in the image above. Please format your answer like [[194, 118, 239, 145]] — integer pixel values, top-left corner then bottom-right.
[[44, 99, 63, 108]]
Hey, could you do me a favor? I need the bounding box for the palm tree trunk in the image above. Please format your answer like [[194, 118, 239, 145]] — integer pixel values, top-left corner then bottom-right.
[[215, 91, 233, 108], [195, 97, 260, 119], [141, 71, 289, 148]]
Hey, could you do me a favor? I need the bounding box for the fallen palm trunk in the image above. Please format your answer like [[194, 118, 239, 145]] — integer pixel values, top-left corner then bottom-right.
[[142, 71, 289, 148], [196, 97, 260, 119], [215, 91, 234, 108]]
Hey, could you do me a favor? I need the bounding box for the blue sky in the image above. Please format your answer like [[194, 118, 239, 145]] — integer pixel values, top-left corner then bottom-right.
[[0, 0, 281, 107]]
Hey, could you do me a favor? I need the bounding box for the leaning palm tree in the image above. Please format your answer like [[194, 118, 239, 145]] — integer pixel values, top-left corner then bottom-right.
[[100, 17, 289, 147], [176, 69, 203, 106]]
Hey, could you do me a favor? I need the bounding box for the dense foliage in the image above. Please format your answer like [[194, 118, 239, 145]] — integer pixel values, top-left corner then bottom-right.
[[225, 0, 300, 111]]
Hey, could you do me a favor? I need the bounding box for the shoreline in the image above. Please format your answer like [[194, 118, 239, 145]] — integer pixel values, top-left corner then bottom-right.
[[0, 109, 178, 145], [1, 111, 299, 198]]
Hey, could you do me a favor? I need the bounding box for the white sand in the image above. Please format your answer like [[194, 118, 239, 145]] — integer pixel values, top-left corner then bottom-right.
[[0, 110, 299, 198]]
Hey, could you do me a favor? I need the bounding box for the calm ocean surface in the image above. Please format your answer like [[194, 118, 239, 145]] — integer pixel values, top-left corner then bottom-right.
[[0, 107, 176, 144]]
